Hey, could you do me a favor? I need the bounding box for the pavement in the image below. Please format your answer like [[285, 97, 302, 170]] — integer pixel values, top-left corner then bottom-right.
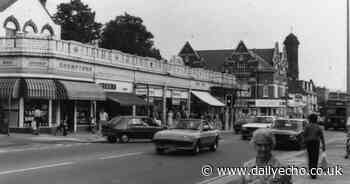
[[291, 132, 350, 184]]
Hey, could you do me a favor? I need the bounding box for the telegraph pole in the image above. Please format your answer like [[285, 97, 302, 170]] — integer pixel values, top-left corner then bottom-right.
[[347, 0, 350, 119]]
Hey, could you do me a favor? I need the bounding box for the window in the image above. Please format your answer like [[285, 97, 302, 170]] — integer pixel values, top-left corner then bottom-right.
[[263, 86, 269, 97]]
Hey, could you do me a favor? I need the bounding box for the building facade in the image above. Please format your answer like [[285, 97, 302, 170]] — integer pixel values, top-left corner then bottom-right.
[[0, 0, 239, 133], [178, 40, 289, 119]]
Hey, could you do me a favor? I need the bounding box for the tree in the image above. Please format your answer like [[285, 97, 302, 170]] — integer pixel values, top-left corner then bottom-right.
[[100, 13, 162, 60], [53, 0, 102, 44]]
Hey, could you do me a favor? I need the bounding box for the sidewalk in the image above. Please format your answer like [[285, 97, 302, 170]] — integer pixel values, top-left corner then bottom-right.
[[0, 132, 105, 150], [291, 134, 350, 184]]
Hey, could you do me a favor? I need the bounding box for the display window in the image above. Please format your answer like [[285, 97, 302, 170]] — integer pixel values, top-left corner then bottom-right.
[[24, 100, 48, 127], [76, 101, 91, 125], [0, 99, 19, 128]]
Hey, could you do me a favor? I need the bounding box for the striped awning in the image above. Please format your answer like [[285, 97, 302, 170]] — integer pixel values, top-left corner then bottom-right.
[[0, 78, 20, 99], [107, 92, 146, 106], [59, 80, 106, 101], [24, 79, 58, 100]]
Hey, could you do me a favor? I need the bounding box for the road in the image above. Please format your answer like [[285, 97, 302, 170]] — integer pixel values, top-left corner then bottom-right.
[[0, 130, 340, 184]]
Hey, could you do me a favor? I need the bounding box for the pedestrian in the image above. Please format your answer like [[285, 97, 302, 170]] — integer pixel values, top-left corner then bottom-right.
[[167, 109, 174, 128], [344, 117, 350, 159], [99, 109, 109, 132], [234, 128, 292, 184], [33, 106, 41, 135], [303, 113, 326, 179]]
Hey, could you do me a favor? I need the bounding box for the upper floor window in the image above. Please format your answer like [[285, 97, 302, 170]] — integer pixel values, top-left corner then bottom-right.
[[263, 86, 269, 97], [23, 20, 38, 34], [41, 24, 55, 37], [3, 15, 20, 37]]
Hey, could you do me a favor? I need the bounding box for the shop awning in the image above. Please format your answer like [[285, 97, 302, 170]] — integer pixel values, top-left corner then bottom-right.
[[59, 80, 106, 101], [24, 79, 58, 99], [0, 78, 20, 99], [106, 92, 146, 106], [191, 91, 225, 107]]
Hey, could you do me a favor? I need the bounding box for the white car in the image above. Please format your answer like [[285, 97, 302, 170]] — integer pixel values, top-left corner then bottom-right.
[[153, 119, 220, 155], [241, 116, 276, 140]]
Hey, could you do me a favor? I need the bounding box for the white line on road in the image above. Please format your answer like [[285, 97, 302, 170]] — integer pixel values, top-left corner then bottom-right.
[[0, 162, 74, 176], [98, 152, 145, 160]]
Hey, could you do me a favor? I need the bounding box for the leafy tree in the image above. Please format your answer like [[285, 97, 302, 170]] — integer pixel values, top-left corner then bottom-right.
[[100, 13, 162, 60], [53, 0, 102, 44]]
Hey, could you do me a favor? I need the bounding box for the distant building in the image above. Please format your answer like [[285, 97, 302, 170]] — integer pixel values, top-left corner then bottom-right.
[[178, 40, 289, 117], [315, 86, 330, 116]]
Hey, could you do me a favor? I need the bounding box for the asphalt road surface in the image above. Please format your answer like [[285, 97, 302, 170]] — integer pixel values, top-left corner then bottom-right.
[[0, 131, 338, 184]]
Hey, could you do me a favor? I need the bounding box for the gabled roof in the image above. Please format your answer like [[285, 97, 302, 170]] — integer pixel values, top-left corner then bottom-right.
[[196, 49, 233, 72], [235, 41, 249, 53], [178, 41, 201, 59], [0, 0, 18, 12], [251, 49, 274, 65]]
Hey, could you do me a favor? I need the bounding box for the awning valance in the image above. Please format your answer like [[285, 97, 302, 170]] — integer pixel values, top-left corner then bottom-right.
[[107, 92, 146, 106], [0, 78, 20, 99], [24, 79, 58, 100], [59, 80, 106, 101], [191, 91, 225, 107]]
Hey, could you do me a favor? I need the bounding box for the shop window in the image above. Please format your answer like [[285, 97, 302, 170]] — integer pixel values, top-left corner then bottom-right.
[[76, 101, 90, 125], [263, 86, 269, 97], [24, 100, 49, 128]]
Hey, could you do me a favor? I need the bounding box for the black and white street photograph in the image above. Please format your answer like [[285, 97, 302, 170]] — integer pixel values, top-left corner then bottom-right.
[[0, 0, 349, 183]]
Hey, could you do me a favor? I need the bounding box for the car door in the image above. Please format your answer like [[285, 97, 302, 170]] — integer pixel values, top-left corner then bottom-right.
[[127, 118, 148, 139], [142, 117, 162, 139], [200, 121, 215, 146]]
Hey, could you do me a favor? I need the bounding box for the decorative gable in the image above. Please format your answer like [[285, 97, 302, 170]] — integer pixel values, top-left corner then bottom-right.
[[235, 41, 249, 53]]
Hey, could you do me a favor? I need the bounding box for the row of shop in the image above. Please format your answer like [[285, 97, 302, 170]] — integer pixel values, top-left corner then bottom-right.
[[0, 78, 228, 133]]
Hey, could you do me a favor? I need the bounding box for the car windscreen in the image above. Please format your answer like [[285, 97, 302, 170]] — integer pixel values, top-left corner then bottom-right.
[[253, 117, 274, 123], [272, 120, 300, 131], [173, 120, 201, 130], [113, 117, 130, 129]]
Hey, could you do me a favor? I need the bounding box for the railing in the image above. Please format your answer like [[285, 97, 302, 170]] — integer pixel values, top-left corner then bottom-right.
[[0, 36, 237, 87]]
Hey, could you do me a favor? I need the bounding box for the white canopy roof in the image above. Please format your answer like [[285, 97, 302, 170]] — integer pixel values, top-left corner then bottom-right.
[[191, 91, 225, 107]]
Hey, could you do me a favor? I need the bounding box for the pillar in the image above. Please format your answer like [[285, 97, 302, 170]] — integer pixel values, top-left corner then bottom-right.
[[162, 86, 167, 126], [132, 105, 136, 117], [187, 89, 191, 118], [56, 102, 61, 126], [18, 97, 24, 128], [48, 100, 52, 127], [74, 100, 77, 132]]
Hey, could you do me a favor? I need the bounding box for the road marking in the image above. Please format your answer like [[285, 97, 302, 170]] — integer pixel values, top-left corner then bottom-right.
[[98, 152, 145, 160], [0, 162, 74, 175]]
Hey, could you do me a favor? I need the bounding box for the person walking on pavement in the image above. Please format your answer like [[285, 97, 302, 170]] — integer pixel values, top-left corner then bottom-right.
[[99, 109, 109, 133], [303, 113, 326, 179], [33, 106, 41, 135]]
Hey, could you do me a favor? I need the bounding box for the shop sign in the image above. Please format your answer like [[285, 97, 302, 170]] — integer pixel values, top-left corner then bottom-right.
[[0, 60, 16, 66], [135, 88, 147, 95], [58, 61, 92, 73], [172, 98, 181, 105], [172, 90, 188, 99], [255, 99, 284, 107]]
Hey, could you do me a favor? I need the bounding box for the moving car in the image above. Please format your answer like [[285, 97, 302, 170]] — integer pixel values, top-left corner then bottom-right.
[[241, 116, 276, 140], [270, 118, 308, 150], [102, 116, 164, 143], [234, 117, 253, 134], [153, 119, 220, 155]]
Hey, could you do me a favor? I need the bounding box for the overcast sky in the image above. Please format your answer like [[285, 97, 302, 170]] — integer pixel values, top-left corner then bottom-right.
[[47, 0, 346, 91]]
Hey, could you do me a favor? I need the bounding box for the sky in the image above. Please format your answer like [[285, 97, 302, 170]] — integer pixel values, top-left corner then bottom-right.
[[46, 0, 347, 91]]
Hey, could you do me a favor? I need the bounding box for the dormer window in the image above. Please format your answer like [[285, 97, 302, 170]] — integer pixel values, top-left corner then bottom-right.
[[263, 86, 269, 97]]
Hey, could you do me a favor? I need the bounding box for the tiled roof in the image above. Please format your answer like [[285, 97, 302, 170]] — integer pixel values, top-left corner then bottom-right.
[[251, 49, 274, 65], [196, 48, 274, 72], [0, 0, 18, 12], [196, 49, 233, 72]]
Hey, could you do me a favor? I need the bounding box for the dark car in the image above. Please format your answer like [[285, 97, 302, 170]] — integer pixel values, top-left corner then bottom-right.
[[270, 118, 308, 150], [102, 116, 165, 143], [234, 117, 252, 134], [153, 119, 220, 155]]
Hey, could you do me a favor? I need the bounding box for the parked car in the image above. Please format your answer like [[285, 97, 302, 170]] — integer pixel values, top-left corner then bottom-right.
[[153, 119, 220, 155], [241, 116, 276, 140], [234, 117, 253, 134], [270, 118, 308, 150], [102, 116, 165, 143]]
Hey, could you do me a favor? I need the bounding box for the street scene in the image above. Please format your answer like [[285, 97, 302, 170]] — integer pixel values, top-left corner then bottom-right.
[[0, 0, 349, 183]]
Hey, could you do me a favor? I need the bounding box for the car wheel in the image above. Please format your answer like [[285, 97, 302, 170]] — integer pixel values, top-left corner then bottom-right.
[[192, 141, 200, 155], [210, 139, 219, 152], [107, 136, 117, 143], [120, 134, 129, 143], [156, 147, 165, 155]]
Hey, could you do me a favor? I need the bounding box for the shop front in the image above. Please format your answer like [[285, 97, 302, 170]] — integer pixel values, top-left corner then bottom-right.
[[255, 99, 286, 117]]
